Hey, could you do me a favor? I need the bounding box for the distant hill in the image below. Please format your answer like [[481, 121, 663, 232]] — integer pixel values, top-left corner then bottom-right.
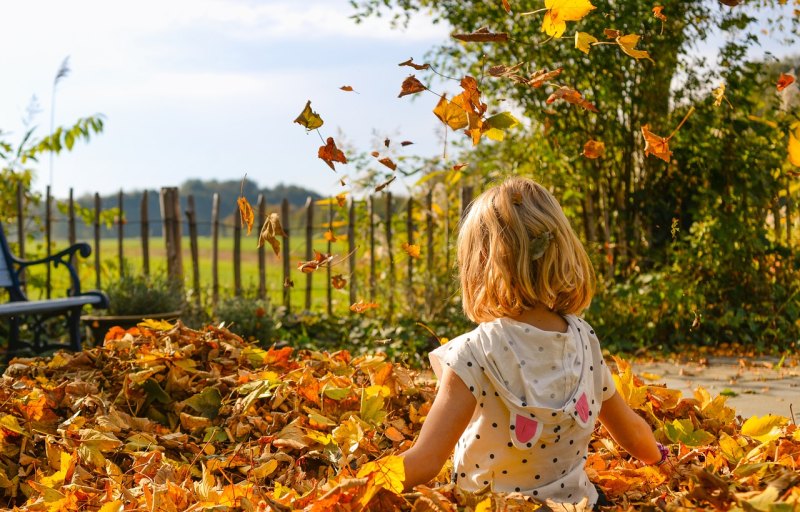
[[62, 179, 321, 238]]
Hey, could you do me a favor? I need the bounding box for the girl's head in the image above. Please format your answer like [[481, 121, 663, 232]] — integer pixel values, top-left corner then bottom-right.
[[457, 176, 594, 322]]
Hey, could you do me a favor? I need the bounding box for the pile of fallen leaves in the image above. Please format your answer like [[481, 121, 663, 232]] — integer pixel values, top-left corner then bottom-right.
[[1, 321, 798, 511]]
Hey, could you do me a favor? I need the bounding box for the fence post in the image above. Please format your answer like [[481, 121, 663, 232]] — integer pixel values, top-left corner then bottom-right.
[[233, 203, 242, 297], [117, 190, 125, 275], [369, 195, 376, 303], [141, 190, 150, 276], [16, 183, 26, 291], [386, 192, 394, 319], [68, 189, 76, 268], [211, 193, 220, 307], [406, 197, 414, 311], [326, 199, 333, 316], [257, 194, 267, 300], [159, 187, 183, 283], [282, 198, 291, 311], [426, 189, 434, 317], [348, 199, 356, 309], [94, 193, 102, 290], [305, 196, 314, 310], [45, 186, 52, 298], [186, 194, 201, 303]]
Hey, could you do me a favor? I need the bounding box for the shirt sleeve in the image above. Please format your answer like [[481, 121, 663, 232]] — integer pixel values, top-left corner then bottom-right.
[[429, 335, 484, 400], [600, 360, 617, 401]]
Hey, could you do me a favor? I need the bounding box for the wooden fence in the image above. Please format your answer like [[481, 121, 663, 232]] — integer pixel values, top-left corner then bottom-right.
[[8, 184, 475, 319]]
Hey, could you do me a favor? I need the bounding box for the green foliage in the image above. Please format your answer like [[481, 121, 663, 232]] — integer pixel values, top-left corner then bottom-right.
[[104, 269, 185, 316]]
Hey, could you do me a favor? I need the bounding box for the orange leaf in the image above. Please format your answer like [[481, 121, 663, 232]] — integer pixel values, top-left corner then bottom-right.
[[340, 85, 355, 92], [298, 251, 334, 274], [433, 95, 468, 131], [350, 300, 380, 313], [582, 139, 606, 159], [458, 76, 488, 117], [378, 157, 397, 171], [336, 193, 347, 207], [385, 426, 405, 442], [528, 68, 563, 88], [237, 197, 254, 235], [502, 0, 511, 13], [652, 5, 667, 21], [375, 175, 397, 192], [318, 137, 347, 171], [546, 86, 599, 112], [398, 75, 426, 98], [641, 124, 672, 162], [324, 229, 338, 243], [402, 242, 421, 259], [777, 73, 795, 91], [332, 274, 347, 289], [398, 58, 430, 71], [453, 162, 469, 171], [604, 28, 622, 39]]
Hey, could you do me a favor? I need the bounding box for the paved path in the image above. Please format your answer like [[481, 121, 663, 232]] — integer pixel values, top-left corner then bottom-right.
[[630, 356, 799, 421]]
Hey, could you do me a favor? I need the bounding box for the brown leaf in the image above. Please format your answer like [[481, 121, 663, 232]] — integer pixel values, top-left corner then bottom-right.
[[332, 274, 347, 289], [284, 277, 294, 288], [641, 124, 672, 162], [398, 75, 426, 98], [452, 162, 469, 171], [400, 140, 414, 146], [546, 86, 599, 112], [375, 175, 397, 192], [371, 151, 381, 158], [384, 138, 390, 148], [318, 137, 347, 171], [237, 197, 254, 235], [452, 26, 509, 43], [298, 251, 334, 274], [257, 212, 288, 257], [528, 68, 563, 88], [458, 76, 488, 117], [604, 28, 622, 39], [398, 57, 430, 71], [487, 63, 524, 78], [378, 157, 397, 171], [340, 85, 355, 92], [582, 139, 606, 159], [336, 193, 347, 207]]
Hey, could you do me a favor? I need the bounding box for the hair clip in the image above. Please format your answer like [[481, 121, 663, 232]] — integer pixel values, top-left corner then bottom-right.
[[530, 232, 553, 260]]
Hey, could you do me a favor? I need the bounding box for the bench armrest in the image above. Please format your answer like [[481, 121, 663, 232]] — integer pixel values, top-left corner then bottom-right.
[[11, 242, 93, 295]]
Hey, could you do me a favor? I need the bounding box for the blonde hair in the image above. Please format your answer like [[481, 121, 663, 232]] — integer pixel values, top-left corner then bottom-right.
[[457, 176, 595, 323]]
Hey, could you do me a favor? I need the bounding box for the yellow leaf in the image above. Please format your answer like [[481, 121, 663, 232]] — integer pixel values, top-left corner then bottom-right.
[[238, 196, 255, 235], [402, 242, 421, 258], [541, 0, 596, 38], [712, 82, 727, 107], [293, 100, 324, 131], [251, 459, 279, 479], [98, 500, 124, 512], [616, 34, 654, 62], [741, 414, 788, 443], [575, 31, 598, 54], [433, 95, 468, 131], [718, 432, 744, 464], [0, 414, 24, 435], [789, 123, 800, 167], [475, 497, 493, 512], [138, 318, 175, 331], [356, 455, 406, 494]]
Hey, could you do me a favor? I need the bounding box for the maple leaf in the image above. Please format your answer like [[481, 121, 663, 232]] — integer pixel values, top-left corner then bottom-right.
[[350, 300, 380, 313], [375, 175, 397, 192], [433, 95, 469, 131], [528, 67, 563, 87], [582, 139, 606, 159], [402, 242, 421, 259], [356, 455, 405, 494], [398, 57, 430, 70], [237, 197, 254, 235], [575, 32, 598, 54], [652, 5, 667, 21], [293, 100, 324, 131], [398, 75, 426, 98], [777, 72, 795, 91], [378, 157, 397, 171], [546, 86, 599, 112], [458, 76, 488, 117], [541, 0, 596, 38], [332, 274, 347, 289], [257, 212, 288, 257], [616, 34, 655, 62], [318, 137, 347, 171], [641, 124, 672, 162], [452, 26, 509, 43]]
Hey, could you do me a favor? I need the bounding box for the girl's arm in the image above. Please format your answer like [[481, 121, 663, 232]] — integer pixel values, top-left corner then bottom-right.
[[598, 391, 662, 464], [401, 368, 476, 491]]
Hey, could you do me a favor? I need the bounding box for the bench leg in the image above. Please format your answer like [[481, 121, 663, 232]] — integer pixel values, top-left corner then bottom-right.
[[8, 316, 20, 357], [67, 307, 83, 352]]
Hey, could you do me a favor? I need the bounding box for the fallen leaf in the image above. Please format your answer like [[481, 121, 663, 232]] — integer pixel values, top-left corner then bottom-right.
[[298, 251, 334, 273], [541, 0, 596, 38], [257, 212, 288, 257], [336, 193, 347, 207], [293, 100, 324, 131], [324, 229, 338, 243], [284, 277, 294, 288], [582, 139, 605, 159], [502, 0, 512, 13], [398, 58, 430, 71], [318, 137, 347, 171], [604, 28, 622, 39], [400, 140, 414, 146], [452, 27, 509, 43], [398, 76, 426, 98], [777, 73, 795, 91], [453, 163, 469, 171], [384, 138, 390, 147]]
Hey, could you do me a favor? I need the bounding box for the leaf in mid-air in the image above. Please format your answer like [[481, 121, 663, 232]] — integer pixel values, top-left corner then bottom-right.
[[652, 5, 667, 21], [375, 175, 397, 192], [340, 85, 356, 92], [546, 86, 599, 112], [575, 32, 598, 54], [502, 0, 511, 13], [712, 83, 727, 107], [483, 112, 520, 141], [402, 242, 421, 259], [582, 139, 605, 159], [616, 34, 655, 62], [378, 157, 397, 171], [541, 0, 596, 38], [433, 95, 469, 131], [350, 300, 379, 313], [324, 229, 338, 243], [641, 125, 672, 162], [293, 100, 324, 131], [528, 68, 563, 88], [257, 212, 288, 257], [318, 137, 347, 171], [298, 251, 334, 274], [398, 57, 430, 70], [777, 73, 795, 91], [332, 274, 347, 289], [398, 76, 427, 98], [452, 27, 509, 43], [336, 193, 347, 207], [237, 197, 254, 235]]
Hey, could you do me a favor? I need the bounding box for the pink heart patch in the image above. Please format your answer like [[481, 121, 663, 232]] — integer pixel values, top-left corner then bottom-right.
[[514, 415, 539, 443], [576, 393, 590, 422]]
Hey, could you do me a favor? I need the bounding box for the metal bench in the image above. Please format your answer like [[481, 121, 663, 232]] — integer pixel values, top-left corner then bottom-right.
[[0, 222, 108, 357]]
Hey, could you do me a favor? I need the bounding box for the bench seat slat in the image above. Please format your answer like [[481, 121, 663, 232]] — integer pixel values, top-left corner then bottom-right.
[[0, 296, 105, 317]]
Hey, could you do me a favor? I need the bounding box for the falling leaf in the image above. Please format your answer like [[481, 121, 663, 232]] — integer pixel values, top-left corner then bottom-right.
[[604, 28, 622, 39], [575, 32, 598, 54], [398, 57, 430, 70], [293, 100, 324, 131], [777, 73, 795, 91], [483, 111, 520, 141], [528, 68, 563, 87], [398, 75, 426, 98], [452, 27, 509, 43], [332, 274, 347, 289], [378, 157, 397, 171], [458, 76, 488, 117], [541, 0, 596, 38], [318, 137, 347, 171], [616, 34, 655, 62], [546, 86, 599, 112], [284, 277, 294, 288], [582, 139, 606, 158], [712, 83, 728, 107], [384, 138, 390, 147], [237, 197, 254, 235], [641, 125, 672, 162], [371, 151, 380, 158], [402, 242, 421, 259], [324, 229, 338, 243], [336, 193, 347, 207], [375, 175, 397, 192], [350, 300, 380, 313], [400, 140, 414, 146], [433, 95, 469, 131], [258, 212, 288, 257], [502, 0, 512, 13], [652, 5, 667, 21], [340, 85, 356, 92], [453, 163, 469, 171], [298, 251, 334, 273]]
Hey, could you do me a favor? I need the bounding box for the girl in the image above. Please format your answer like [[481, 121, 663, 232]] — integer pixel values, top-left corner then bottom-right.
[[401, 177, 665, 507]]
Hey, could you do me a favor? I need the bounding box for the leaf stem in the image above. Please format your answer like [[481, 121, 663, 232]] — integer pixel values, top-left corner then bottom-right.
[[519, 8, 547, 16], [315, 129, 326, 144], [668, 106, 696, 140]]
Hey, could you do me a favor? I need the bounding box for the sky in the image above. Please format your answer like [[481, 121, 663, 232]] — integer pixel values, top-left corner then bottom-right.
[[1, 1, 797, 200]]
